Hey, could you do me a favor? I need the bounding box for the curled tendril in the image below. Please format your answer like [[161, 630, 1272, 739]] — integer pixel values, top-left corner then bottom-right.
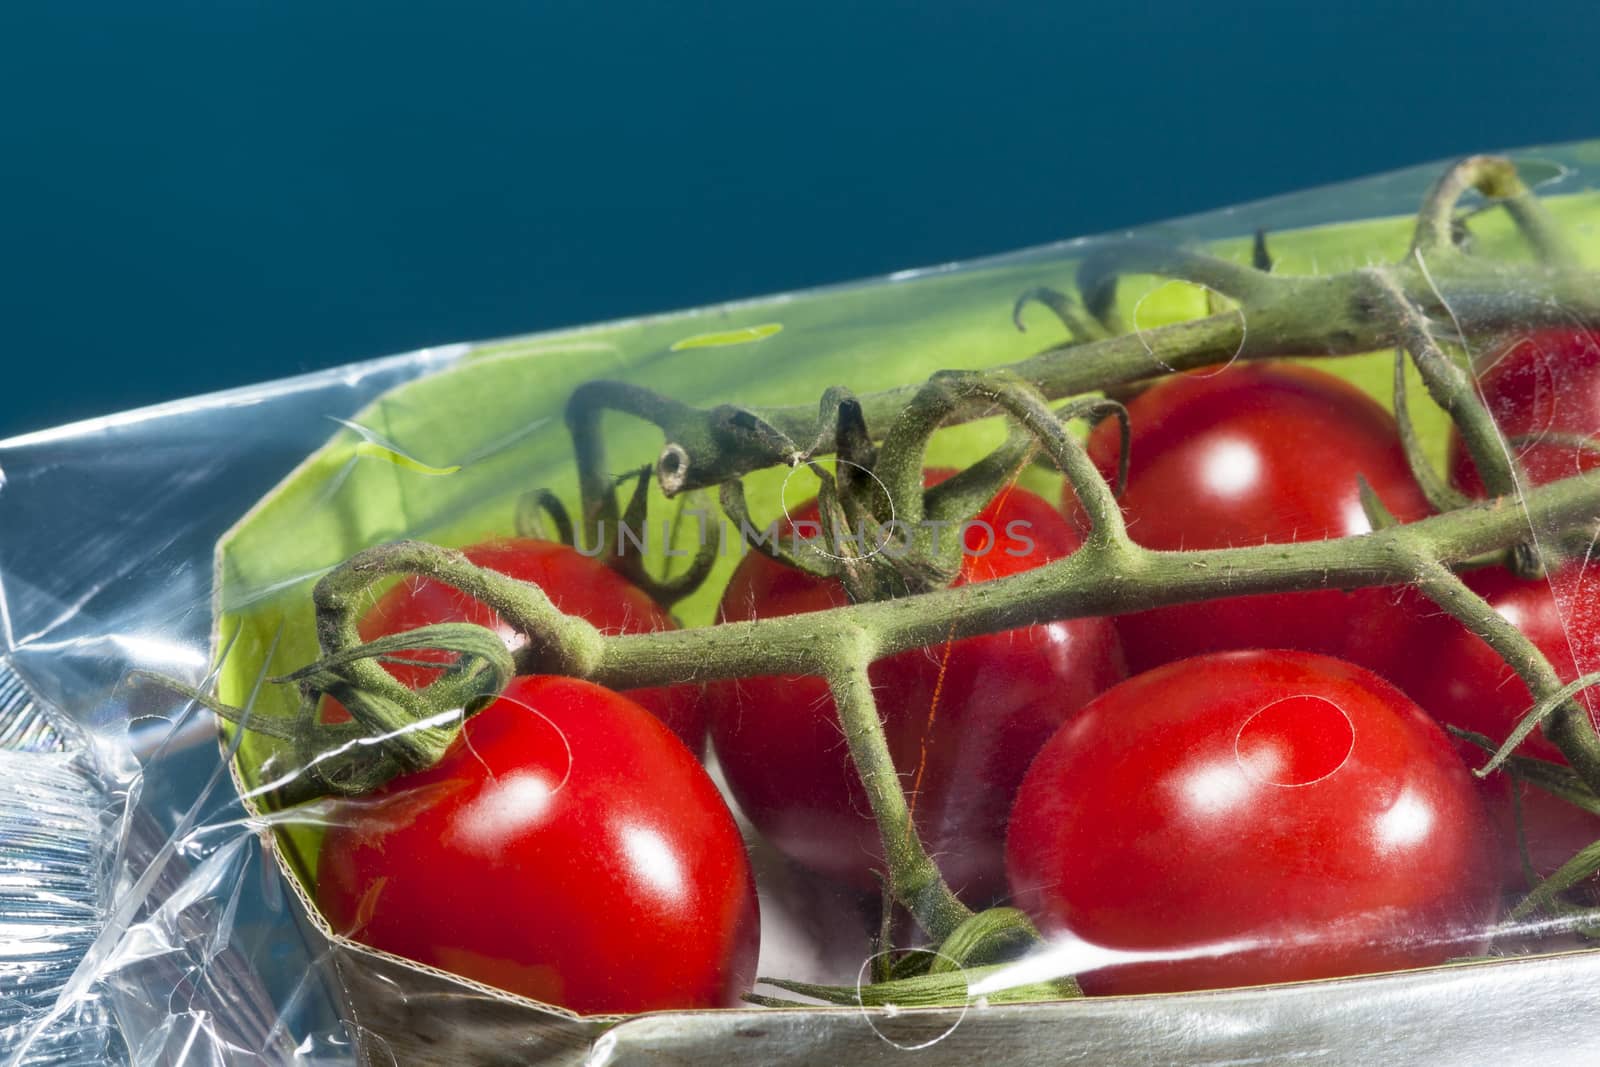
[[130, 620, 514, 803], [514, 489, 575, 545], [1391, 349, 1469, 513], [1011, 285, 1100, 344]]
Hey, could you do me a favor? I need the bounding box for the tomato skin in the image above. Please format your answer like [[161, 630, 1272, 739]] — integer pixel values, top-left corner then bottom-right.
[[316, 676, 759, 1015], [1434, 327, 1600, 880], [1390, 563, 1600, 883], [708, 480, 1126, 902], [344, 538, 705, 755], [1452, 328, 1600, 494], [1006, 650, 1497, 996], [1082, 364, 1432, 676]]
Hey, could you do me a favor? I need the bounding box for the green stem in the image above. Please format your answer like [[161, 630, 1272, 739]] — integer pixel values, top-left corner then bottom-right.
[[827, 657, 974, 942], [564, 380, 704, 546], [639, 262, 1600, 494], [976, 379, 1128, 547], [1011, 285, 1101, 343], [1390, 350, 1468, 512], [616, 157, 1590, 496], [1363, 268, 1522, 500], [755, 963, 1075, 1008], [1509, 838, 1600, 923], [1410, 559, 1600, 787], [922, 427, 1039, 525], [1074, 237, 1276, 331], [313, 541, 605, 681], [872, 373, 1129, 571], [571, 473, 1596, 693], [643, 493, 723, 606], [1413, 155, 1580, 269], [514, 489, 575, 545]]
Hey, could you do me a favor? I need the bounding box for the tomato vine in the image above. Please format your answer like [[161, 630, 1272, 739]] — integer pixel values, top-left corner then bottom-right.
[[153, 154, 1600, 1006]]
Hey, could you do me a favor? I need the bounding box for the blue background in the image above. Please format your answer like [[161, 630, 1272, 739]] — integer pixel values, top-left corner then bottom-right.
[[4, 1, 1598, 439]]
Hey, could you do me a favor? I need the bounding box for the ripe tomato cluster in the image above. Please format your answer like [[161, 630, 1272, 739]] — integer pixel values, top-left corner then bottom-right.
[[311, 329, 1600, 1013]]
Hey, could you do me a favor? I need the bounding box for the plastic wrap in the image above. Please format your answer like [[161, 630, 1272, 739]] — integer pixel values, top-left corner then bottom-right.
[[8, 144, 1600, 1065]]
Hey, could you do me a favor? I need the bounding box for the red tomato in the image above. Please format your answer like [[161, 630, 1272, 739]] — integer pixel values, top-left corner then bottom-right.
[[316, 675, 759, 1014], [1452, 327, 1600, 495], [1006, 650, 1498, 996], [708, 477, 1126, 903], [333, 537, 705, 755], [1390, 562, 1600, 884], [1082, 364, 1432, 676]]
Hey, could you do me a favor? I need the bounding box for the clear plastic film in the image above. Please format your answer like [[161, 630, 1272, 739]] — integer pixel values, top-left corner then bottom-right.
[[7, 146, 1600, 1065]]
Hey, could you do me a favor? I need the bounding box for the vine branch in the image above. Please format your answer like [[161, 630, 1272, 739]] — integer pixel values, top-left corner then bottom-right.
[[300, 469, 1600, 799], [631, 265, 1600, 495], [827, 657, 974, 942]]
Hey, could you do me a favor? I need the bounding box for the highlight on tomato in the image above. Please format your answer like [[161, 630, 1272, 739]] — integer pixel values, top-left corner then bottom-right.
[[707, 476, 1127, 904], [316, 675, 760, 1015], [1005, 650, 1498, 996], [1080, 363, 1431, 677]]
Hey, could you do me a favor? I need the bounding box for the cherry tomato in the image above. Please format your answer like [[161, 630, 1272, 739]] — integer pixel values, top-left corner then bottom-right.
[[1006, 650, 1498, 996], [1452, 327, 1600, 495], [707, 478, 1126, 903], [316, 675, 760, 1014], [1083, 364, 1432, 676], [1390, 562, 1600, 884], [334, 537, 705, 755]]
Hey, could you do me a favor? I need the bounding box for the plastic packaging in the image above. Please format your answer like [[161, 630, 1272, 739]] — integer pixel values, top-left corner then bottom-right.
[[8, 144, 1600, 1065]]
